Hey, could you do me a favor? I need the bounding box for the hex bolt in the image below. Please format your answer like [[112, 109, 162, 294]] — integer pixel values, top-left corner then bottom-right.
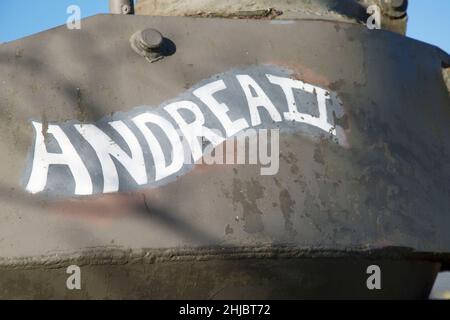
[[130, 29, 164, 63]]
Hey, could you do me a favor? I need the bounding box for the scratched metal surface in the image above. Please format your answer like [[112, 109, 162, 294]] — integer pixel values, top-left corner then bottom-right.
[[0, 14, 449, 269], [135, 0, 409, 34]]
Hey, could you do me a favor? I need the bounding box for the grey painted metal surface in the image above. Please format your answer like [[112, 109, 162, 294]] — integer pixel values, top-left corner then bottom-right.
[[0, 14, 449, 298], [0, 257, 440, 299]]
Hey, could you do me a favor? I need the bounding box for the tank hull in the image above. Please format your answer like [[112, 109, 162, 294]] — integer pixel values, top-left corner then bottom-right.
[[0, 15, 449, 299]]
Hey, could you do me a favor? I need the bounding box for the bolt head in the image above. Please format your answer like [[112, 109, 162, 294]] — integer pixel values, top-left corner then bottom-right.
[[139, 29, 163, 50]]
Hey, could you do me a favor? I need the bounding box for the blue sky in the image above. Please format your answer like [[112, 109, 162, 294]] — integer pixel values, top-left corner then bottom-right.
[[0, 0, 449, 53]]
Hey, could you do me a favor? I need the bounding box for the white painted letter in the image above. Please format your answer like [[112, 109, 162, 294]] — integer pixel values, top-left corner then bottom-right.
[[26, 121, 92, 195], [267, 74, 335, 135], [165, 101, 224, 162], [75, 121, 146, 193], [132, 112, 184, 182], [236, 74, 282, 126], [193, 80, 249, 137]]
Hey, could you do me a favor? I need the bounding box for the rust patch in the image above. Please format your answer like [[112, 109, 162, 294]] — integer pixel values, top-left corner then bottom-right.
[[279, 189, 297, 237], [267, 62, 331, 89], [329, 79, 346, 91], [49, 190, 160, 225], [232, 177, 265, 234], [186, 8, 282, 20], [333, 111, 349, 130]]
